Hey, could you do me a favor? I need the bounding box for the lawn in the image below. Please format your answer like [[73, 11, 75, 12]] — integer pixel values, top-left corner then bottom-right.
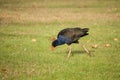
[[0, 0, 120, 80]]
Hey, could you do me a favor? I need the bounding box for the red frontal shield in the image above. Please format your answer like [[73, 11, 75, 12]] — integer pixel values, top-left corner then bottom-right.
[[51, 46, 55, 51]]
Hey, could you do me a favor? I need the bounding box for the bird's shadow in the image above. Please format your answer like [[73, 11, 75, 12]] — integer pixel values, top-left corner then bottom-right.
[[65, 50, 95, 56], [54, 48, 95, 56], [72, 50, 95, 54], [72, 50, 85, 54], [66, 50, 95, 54]]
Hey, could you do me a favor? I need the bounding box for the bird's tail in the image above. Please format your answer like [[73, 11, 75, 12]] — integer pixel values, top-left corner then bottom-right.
[[81, 28, 89, 36], [82, 28, 89, 33]]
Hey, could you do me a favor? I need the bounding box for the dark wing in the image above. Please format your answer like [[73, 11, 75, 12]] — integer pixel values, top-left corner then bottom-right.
[[57, 27, 89, 44], [57, 28, 85, 42], [70, 28, 85, 42], [57, 28, 70, 37], [57, 28, 75, 39]]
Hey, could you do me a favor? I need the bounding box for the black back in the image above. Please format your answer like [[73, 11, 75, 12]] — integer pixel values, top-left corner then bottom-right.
[[57, 27, 89, 43]]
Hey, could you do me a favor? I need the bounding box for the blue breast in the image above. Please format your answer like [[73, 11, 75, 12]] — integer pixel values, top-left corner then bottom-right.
[[57, 35, 71, 45]]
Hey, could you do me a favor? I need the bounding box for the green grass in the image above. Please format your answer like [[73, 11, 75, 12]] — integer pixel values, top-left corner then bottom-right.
[[0, 0, 120, 80]]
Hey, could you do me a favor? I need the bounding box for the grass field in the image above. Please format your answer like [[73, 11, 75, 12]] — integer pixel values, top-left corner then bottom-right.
[[0, 0, 120, 80]]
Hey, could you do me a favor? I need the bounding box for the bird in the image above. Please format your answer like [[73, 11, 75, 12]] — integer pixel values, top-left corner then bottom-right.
[[52, 27, 90, 58]]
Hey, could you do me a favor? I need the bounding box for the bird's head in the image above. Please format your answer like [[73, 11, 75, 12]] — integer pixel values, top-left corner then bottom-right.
[[51, 40, 58, 50]]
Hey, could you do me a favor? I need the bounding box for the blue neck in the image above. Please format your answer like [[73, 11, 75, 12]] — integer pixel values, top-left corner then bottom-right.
[[57, 39, 65, 45], [56, 35, 71, 46]]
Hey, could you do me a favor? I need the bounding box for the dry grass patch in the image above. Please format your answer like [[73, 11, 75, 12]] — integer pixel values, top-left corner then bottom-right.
[[0, 8, 120, 24]]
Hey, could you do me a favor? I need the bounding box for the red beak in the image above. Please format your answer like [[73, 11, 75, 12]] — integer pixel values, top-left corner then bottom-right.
[[51, 46, 55, 51]]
